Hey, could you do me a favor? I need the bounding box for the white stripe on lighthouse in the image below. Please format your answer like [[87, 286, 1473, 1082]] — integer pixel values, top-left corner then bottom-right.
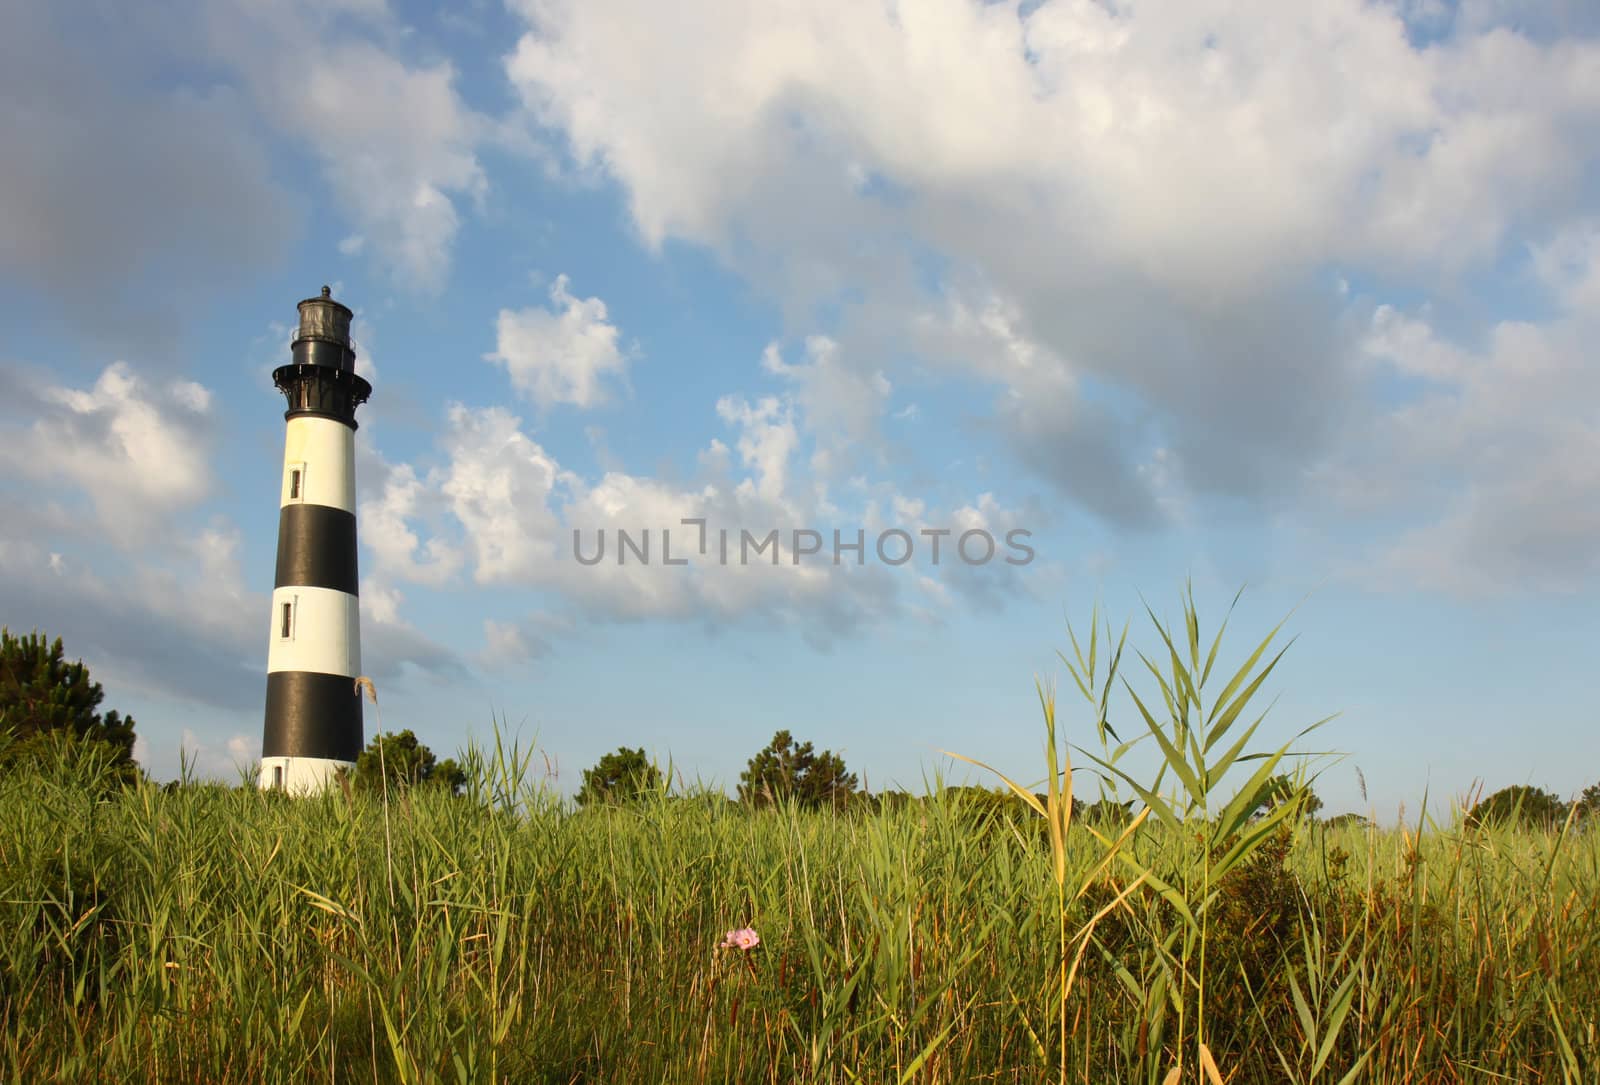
[[281, 416, 357, 513], [266, 586, 361, 677], [260, 755, 356, 795]]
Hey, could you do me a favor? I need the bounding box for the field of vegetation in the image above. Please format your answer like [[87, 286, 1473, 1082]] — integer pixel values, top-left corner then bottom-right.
[[2, 598, 1596, 1083]]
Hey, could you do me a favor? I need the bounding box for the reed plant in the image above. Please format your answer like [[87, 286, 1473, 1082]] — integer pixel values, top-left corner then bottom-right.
[[0, 592, 1594, 1083]]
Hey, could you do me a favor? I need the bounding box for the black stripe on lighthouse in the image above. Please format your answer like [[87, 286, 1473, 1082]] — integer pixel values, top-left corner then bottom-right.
[[274, 505, 360, 595], [263, 672, 364, 761], [260, 286, 372, 794]]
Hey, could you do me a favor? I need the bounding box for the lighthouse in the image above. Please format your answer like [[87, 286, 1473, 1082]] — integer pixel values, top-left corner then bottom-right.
[[260, 287, 371, 793]]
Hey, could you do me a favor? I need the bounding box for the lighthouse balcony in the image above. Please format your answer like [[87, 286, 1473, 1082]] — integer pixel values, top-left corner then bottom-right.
[[273, 363, 373, 427]]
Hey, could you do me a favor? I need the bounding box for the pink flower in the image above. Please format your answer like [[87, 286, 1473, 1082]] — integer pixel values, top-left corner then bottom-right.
[[721, 927, 760, 951]]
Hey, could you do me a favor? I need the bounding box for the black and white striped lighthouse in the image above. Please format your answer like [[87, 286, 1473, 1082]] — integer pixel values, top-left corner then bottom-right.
[[260, 286, 371, 792]]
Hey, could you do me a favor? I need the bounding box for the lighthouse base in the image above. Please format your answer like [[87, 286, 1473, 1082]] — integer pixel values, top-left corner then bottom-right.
[[259, 755, 356, 795]]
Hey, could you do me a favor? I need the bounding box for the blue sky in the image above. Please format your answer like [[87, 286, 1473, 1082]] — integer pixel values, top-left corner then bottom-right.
[[4, 0, 1599, 819]]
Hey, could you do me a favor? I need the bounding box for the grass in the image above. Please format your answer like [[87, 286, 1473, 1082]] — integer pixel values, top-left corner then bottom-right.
[[1, 596, 1596, 1083]]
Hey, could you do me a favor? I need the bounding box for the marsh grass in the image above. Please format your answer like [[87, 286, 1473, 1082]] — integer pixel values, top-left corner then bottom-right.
[[1, 597, 1595, 1083]]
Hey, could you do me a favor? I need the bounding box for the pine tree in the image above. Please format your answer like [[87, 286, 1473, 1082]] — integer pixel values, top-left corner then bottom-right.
[[352, 729, 464, 795], [0, 628, 139, 783], [738, 730, 857, 810], [1466, 785, 1568, 830], [576, 746, 662, 806], [1579, 782, 1600, 821]]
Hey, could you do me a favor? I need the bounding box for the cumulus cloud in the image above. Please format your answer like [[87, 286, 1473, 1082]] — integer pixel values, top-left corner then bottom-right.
[[508, 0, 1600, 287], [713, 395, 800, 504], [910, 293, 1169, 528], [1529, 222, 1600, 312], [0, 512, 467, 714], [0, 362, 215, 542], [177, 728, 260, 782], [0, 521, 263, 712], [359, 376, 1038, 643], [358, 579, 471, 684], [1318, 223, 1600, 594], [486, 275, 633, 409], [362, 460, 464, 585], [359, 307, 992, 645], [503, 0, 1600, 534], [762, 337, 892, 475], [201, 0, 491, 293], [479, 617, 554, 669], [440, 405, 568, 582], [0, 354, 468, 715]]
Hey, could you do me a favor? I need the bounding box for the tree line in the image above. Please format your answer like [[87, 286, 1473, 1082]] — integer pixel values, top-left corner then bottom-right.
[[3, 627, 1597, 827]]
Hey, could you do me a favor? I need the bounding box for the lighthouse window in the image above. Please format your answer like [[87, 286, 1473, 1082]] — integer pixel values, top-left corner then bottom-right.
[[289, 469, 301, 499], [280, 601, 293, 639], [272, 765, 284, 790]]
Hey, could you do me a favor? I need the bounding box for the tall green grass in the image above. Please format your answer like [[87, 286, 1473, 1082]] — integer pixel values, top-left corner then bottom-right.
[[1, 598, 1595, 1083]]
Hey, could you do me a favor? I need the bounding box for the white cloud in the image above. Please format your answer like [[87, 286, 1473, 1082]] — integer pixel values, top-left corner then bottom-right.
[[1529, 221, 1600, 311], [0, 351, 467, 714], [358, 578, 469, 683], [357, 385, 1039, 641], [1363, 305, 1472, 384], [0, 514, 262, 711], [762, 337, 892, 473], [486, 275, 633, 409], [713, 394, 799, 503], [0, 362, 214, 541], [349, 314, 381, 384], [1319, 222, 1600, 593], [504, 0, 1600, 527], [179, 727, 259, 781], [910, 293, 1169, 527], [362, 460, 464, 585], [479, 617, 553, 669], [440, 405, 568, 582], [360, 579, 406, 628], [503, 0, 1600, 286], [201, 1, 491, 292]]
